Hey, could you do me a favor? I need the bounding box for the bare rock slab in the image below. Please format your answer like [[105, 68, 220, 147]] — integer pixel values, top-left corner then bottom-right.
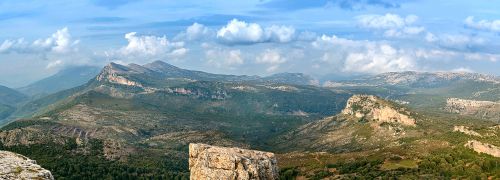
[[0, 151, 54, 180], [189, 143, 279, 180]]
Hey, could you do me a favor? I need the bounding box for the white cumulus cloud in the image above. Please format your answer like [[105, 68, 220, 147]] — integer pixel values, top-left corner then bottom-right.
[[33, 27, 79, 53], [464, 16, 500, 33], [0, 27, 78, 54], [176, 23, 211, 41], [264, 25, 296, 43], [357, 14, 425, 37], [217, 19, 264, 44], [120, 32, 187, 57], [216, 19, 296, 44]]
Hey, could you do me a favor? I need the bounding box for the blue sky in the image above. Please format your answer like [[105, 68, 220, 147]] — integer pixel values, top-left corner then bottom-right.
[[0, 0, 499, 87]]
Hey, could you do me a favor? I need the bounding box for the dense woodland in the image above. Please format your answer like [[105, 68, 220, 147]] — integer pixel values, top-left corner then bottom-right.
[[0, 139, 189, 180]]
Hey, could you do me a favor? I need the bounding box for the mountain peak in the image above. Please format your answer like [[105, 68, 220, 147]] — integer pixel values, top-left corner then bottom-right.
[[103, 62, 129, 72], [143, 60, 181, 72], [96, 62, 142, 87], [341, 95, 416, 126]]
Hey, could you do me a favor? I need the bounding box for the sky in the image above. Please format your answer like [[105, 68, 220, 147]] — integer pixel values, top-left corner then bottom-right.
[[0, 0, 499, 87]]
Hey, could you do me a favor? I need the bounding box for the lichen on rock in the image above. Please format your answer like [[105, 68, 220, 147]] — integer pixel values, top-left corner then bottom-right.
[[189, 143, 279, 180], [0, 151, 54, 180]]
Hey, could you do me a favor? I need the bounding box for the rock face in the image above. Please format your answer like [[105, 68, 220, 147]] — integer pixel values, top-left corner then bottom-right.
[[341, 95, 416, 126], [445, 98, 500, 122], [446, 98, 499, 113], [0, 151, 54, 180], [453, 126, 482, 137], [96, 63, 144, 87], [465, 140, 500, 157], [189, 143, 279, 180]]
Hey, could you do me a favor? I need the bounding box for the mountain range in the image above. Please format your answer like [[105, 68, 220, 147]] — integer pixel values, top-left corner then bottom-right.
[[0, 61, 499, 179]]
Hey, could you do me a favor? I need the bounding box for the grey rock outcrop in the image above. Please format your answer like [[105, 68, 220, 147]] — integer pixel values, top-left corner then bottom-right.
[[0, 151, 54, 180], [341, 95, 416, 126], [189, 143, 279, 180]]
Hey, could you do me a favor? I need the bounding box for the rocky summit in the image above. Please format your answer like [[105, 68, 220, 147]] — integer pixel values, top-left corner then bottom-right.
[[189, 143, 279, 180], [0, 151, 54, 180]]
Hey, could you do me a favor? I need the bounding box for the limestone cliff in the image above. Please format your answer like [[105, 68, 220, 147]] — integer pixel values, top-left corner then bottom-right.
[[0, 151, 54, 179], [189, 143, 279, 180], [96, 63, 143, 87], [341, 95, 416, 126], [465, 140, 500, 157]]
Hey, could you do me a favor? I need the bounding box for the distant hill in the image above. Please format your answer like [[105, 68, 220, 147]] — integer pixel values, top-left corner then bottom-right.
[[359, 71, 499, 88], [327, 71, 499, 88], [17, 66, 101, 97], [0, 85, 27, 121], [0, 85, 27, 106]]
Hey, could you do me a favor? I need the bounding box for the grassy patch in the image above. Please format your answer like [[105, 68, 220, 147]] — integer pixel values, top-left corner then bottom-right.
[[380, 159, 418, 170]]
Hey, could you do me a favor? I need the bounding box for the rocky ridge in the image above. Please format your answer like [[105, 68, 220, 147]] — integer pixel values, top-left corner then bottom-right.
[[0, 150, 54, 179], [189, 143, 279, 180], [341, 95, 416, 126], [372, 71, 500, 85]]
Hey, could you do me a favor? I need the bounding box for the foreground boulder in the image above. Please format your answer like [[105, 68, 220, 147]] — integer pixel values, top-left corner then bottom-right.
[[189, 143, 279, 180], [0, 151, 54, 180]]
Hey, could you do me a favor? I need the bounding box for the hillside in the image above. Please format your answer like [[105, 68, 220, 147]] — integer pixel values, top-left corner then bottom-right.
[[17, 66, 101, 97], [0, 85, 27, 106], [0, 85, 28, 122], [0, 61, 349, 179], [275, 95, 500, 179]]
